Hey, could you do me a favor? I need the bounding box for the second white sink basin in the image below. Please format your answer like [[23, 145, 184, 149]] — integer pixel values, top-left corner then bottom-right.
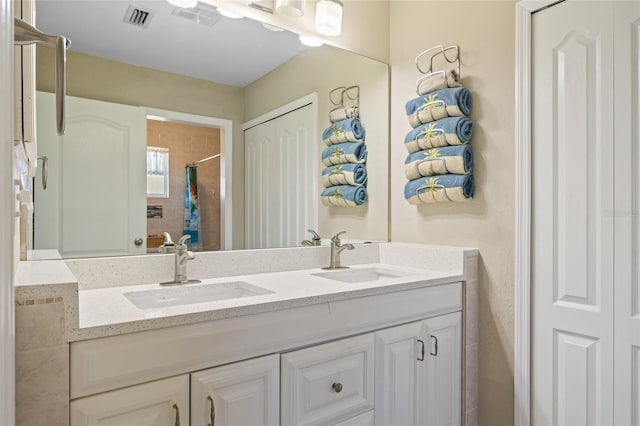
[[312, 267, 413, 284], [124, 281, 273, 309]]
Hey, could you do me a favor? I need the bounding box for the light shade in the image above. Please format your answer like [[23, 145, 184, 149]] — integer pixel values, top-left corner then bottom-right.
[[167, 0, 197, 8], [298, 34, 324, 47], [217, 7, 244, 18], [276, 0, 305, 17], [315, 0, 342, 36]]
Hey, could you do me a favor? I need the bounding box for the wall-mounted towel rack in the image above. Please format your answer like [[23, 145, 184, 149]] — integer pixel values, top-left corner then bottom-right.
[[414, 45, 461, 96], [329, 85, 360, 109]]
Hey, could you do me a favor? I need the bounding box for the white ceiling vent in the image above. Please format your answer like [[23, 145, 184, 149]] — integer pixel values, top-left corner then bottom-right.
[[123, 5, 154, 28]]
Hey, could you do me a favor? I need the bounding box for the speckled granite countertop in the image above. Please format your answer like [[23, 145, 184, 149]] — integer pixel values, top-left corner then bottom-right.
[[15, 243, 478, 342]]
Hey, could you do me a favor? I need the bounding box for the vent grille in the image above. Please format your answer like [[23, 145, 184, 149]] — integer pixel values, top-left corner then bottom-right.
[[124, 5, 153, 28]]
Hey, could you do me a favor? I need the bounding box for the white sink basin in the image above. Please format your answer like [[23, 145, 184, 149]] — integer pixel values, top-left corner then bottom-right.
[[312, 267, 413, 284], [124, 281, 273, 309]]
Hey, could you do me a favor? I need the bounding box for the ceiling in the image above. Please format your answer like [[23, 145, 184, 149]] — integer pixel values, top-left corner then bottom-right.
[[35, 0, 309, 87]]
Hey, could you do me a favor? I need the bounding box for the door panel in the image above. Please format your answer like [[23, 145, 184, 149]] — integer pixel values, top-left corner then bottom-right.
[[374, 321, 422, 426], [190, 354, 279, 426], [613, 2, 640, 425], [70, 375, 189, 426], [35, 93, 146, 257], [532, 2, 615, 425], [244, 102, 318, 249]]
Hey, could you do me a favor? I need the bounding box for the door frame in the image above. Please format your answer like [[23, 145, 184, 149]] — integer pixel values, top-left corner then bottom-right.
[[146, 108, 233, 251], [514, 1, 562, 425]]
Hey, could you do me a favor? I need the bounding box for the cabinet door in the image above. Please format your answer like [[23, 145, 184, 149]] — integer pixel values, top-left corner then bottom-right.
[[374, 321, 423, 426], [281, 333, 374, 426], [420, 312, 462, 426], [191, 354, 279, 426], [70, 375, 189, 426]]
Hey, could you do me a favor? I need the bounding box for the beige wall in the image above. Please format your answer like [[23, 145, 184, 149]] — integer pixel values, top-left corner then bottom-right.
[[244, 46, 389, 242], [389, 2, 515, 425], [36, 47, 247, 248]]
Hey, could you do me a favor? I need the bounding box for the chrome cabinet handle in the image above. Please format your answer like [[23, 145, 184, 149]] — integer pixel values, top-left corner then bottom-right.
[[332, 382, 343, 393], [430, 335, 439, 356], [172, 404, 180, 426], [134, 237, 144, 246], [14, 18, 69, 136], [37, 156, 48, 190], [207, 396, 215, 426], [417, 339, 425, 361]]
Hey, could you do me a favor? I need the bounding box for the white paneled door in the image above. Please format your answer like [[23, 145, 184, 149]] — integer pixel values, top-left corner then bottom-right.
[[244, 101, 317, 249], [532, 2, 640, 425], [35, 93, 147, 258], [613, 2, 640, 425]]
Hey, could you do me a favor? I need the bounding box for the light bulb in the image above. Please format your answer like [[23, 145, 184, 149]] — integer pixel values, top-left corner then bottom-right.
[[315, 0, 342, 36], [276, 0, 305, 17]]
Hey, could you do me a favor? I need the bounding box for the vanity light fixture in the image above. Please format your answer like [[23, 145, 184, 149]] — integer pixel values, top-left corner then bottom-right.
[[216, 7, 244, 18], [298, 34, 324, 47], [276, 0, 305, 17], [167, 0, 197, 9], [315, 0, 342, 36]]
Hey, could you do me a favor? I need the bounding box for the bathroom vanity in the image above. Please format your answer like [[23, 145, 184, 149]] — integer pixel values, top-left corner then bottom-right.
[[15, 243, 478, 426]]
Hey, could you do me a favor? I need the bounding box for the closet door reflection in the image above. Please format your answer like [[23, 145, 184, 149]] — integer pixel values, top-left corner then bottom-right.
[[244, 101, 317, 249]]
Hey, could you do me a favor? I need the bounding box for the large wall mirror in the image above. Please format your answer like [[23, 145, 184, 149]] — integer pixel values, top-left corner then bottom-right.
[[30, 0, 389, 259]]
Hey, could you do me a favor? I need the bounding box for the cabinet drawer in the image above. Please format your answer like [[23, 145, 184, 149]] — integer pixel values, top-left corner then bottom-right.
[[281, 333, 374, 426], [335, 411, 374, 426]]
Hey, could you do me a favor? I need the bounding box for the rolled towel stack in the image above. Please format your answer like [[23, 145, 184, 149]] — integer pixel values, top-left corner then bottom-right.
[[322, 117, 366, 145], [405, 117, 473, 153], [416, 69, 461, 96], [321, 163, 368, 187], [321, 184, 368, 207], [320, 94, 368, 207], [405, 87, 472, 128], [403, 72, 475, 204], [404, 174, 475, 204], [329, 106, 359, 123], [404, 146, 473, 180]]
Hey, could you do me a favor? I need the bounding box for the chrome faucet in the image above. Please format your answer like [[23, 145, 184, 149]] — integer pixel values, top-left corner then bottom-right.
[[301, 229, 322, 246], [157, 232, 176, 254], [323, 231, 354, 270], [162, 235, 201, 285]]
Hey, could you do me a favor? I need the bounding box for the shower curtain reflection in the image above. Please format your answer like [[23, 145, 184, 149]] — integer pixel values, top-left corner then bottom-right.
[[184, 166, 200, 251]]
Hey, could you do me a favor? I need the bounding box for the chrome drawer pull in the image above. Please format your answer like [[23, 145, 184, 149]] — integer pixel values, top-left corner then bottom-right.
[[172, 404, 180, 426], [332, 382, 343, 393], [207, 396, 215, 426], [417, 339, 425, 361]]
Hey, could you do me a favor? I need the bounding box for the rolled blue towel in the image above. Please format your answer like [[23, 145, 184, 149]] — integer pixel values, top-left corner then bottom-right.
[[322, 118, 366, 145], [321, 142, 367, 166], [321, 185, 368, 207], [405, 87, 472, 128], [404, 174, 474, 204], [321, 163, 368, 187], [404, 117, 473, 153], [404, 146, 473, 180]]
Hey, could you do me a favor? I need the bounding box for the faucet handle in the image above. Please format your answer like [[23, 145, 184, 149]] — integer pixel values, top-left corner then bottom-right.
[[307, 229, 321, 241], [177, 234, 191, 247], [331, 231, 347, 243]]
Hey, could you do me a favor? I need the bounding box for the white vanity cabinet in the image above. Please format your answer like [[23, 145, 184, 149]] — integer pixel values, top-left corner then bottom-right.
[[69, 375, 190, 426], [69, 282, 468, 426], [373, 312, 462, 426], [191, 354, 280, 426]]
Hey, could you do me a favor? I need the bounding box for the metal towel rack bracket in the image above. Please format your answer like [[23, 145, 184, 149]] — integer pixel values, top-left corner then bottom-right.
[[415, 45, 460, 77], [14, 17, 70, 136]]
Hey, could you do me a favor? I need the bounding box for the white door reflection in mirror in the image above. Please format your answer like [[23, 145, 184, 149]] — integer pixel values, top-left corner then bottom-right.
[[244, 96, 318, 249], [35, 92, 147, 258]]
